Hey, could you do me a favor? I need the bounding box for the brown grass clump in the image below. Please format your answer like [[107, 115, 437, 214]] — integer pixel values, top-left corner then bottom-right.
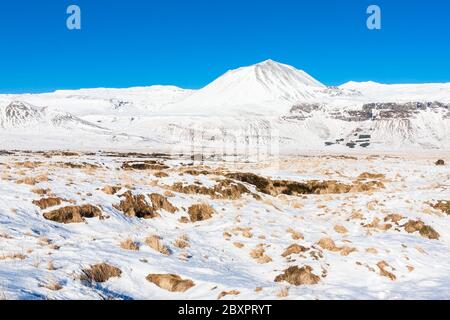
[[120, 239, 140, 251], [287, 228, 303, 240], [114, 191, 159, 219], [16, 175, 48, 185], [146, 274, 195, 292], [233, 242, 244, 249], [317, 238, 341, 252], [145, 235, 171, 255], [403, 220, 440, 240], [376, 261, 396, 281], [334, 224, 348, 234], [154, 171, 169, 178], [122, 160, 169, 171], [217, 290, 240, 299], [276, 287, 289, 298], [281, 244, 309, 257], [274, 266, 320, 286], [43, 205, 102, 224], [31, 188, 51, 196], [170, 179, 252, 200], [250, 244, 272, 264], [384, 214, 405, 224], [188, 203, 214, 222], [149, 193, 178, 213], [0, 253, 27, 261], [32, 197, 62, 210], [363, 218, 392, 231], [173, 236, 190, 249], [102, 185, 121, 195], [430, 200, 450, 215], [340, 246, 357, 256], [81, 263, 122, 283], [225, 172, 383, 196], [42, 282, 63, 291], [316, 238, 356, 256], [358, 172, 385, 180]]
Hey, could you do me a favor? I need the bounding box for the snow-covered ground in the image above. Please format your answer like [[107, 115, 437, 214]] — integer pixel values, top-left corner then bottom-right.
[[0, 60, 449, 300], [0, 151, 449, 300]]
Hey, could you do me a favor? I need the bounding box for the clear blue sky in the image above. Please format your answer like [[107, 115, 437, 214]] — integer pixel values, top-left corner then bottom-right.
[[0, 0, 449, 93]]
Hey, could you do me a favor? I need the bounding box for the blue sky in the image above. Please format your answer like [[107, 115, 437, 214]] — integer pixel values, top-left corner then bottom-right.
[[0, 0, 449, 93]]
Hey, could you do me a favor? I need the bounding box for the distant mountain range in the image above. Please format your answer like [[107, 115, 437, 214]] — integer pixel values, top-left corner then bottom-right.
[[0, 60, 449, 153]]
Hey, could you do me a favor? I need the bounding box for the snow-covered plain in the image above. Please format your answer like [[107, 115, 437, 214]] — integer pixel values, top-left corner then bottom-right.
[[0, 151, 449, 300]]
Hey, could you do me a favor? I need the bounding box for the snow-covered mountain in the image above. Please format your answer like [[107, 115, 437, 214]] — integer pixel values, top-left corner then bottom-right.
[[169, 60, 357, 115], [0, 60, 449, 152], [0, 101, 107, 131]]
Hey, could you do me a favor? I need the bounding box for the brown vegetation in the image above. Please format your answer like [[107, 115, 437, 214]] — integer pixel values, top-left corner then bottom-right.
[[149, 193, 178, 213], [102, 185, 121, 195], [218, 290, 240, 299], [170, 179, 252, 200], [377, 261, 396, 281], [122, 160, 169, 171], [281, 244, 309, 257], [43, 205, 102, 223], [81, 263, 122, 283], [114, 191, 159, 219], [120, 239, 140, 251], [274, 266, 320, 286], [225, 172, 383, 196], [32, 197, 62, 210], [145, 235, 171, 255], [146, 274, 195, 292], [430, 200, 450, 215], [403, 220, 440, 240], [188, 203, 214, 222]]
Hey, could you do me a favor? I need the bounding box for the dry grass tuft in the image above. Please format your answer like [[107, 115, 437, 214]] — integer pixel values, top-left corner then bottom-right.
[[217, 290, 240, 299], [32, 197, 62, 210], [146, 274, 195, 292], [145, 235, 171, 255], [275, 266, 320, 286], [43, 205, 102, 224], [120, 239, 140, 251], [188, 203, 214, 222], [81, 263, 122, 283]]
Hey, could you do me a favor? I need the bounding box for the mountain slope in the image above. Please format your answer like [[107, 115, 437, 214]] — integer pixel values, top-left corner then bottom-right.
[[172, 60, 331, 115]]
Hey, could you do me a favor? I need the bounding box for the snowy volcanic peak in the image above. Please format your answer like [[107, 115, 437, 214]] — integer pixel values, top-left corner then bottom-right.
[[179, 60, 331, 109], [243, 59, 325, 88]]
